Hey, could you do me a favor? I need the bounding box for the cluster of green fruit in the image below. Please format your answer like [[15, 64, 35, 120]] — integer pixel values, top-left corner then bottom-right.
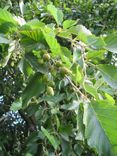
[[42, 51, 72, 96]]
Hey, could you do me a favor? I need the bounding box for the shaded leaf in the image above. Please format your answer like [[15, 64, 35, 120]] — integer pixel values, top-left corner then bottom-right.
[[22, 73, 45, 107], [25, 53, 48, 74], [98, 64, 117, 89], [61, 100, 80, 110], [41, 126, 60, 150]]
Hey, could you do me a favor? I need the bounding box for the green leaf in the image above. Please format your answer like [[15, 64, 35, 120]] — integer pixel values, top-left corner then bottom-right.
[[57, 30, 72, 39], [42, 29, 61, 56], [84, 83, 99, 99], [59, 124, 72, 142], [10, 99, 22, 112], [87, 49, 105, 60], [22, 73, 45, 107], [87, 35, 106, 49], [71, 63, 83, 84], [83, 102, 116, 156], [21, 19, 45, 30], [18, 57, 34, 78], [76, 103, 85, 141], [98, 64, 117, 89], [25, 53, 48, 74], [60, 46, 72, 68], [20, 29, 44, 42], [104, 34, 117, 53], [41, 126, 60, 150], [69, 25, 92, 42], [105, 93, 115, 105], [47, 4, 63, 25], [0, 8, 17, 24], [63, 20, 77, 29]]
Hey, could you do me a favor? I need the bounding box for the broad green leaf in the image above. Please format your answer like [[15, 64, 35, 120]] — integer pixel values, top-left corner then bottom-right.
[[69, 25, 92, 42], [0, 8, 17, 24], [63, 20, 77, 29], [21, 36, 45, 52], [22, 73, 45, 107], [84, 83, 99, 99], [10, 98, 22, 112], [105, 93, 115, 105], [83, 102, 115, 156], [41, 126, 60, 150], [71, 63, 83, 84], [76, 103, 85, 141], [87, 49, 105, 60], [72, 46, 84, 68], [104, 34, 117, 53], [98, 64, 117, 89], [87, 35, 106, 49], [94, 78, 104, 89], [20, 29, 44, 42], [25, 53, 48, 74], [21, 19, 45, 30], [60, 46, 72, 67], [42, 29, 61, 55], [0, 22, 17, 33], [47, 4, 63, 25], [57, 30, 72, 39], [18, 57, 34, 78]]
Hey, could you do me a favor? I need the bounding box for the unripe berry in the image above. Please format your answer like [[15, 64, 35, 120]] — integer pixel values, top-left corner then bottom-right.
[[47, 86, 54, 96], [43, 53, 50, 61], [60, 67, 71, 76], [55, 61, 62, 67]]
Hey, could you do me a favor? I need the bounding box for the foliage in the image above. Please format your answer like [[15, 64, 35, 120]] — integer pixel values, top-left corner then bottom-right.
[[0, 1, 117, 156]]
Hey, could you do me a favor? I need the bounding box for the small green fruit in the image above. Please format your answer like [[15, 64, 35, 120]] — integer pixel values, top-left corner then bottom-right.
[[43, 53, 50, 61], [55, 61, 62, 67], [47, 86, 54, 96], [60, 67, 71, 75]]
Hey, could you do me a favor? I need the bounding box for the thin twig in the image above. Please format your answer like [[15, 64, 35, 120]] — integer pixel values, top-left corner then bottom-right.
[[65, 76, 87, 100]]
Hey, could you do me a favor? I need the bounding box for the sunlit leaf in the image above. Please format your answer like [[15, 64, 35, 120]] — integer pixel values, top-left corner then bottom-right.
[[10, 98, 22, 112], [83, 102, 117, 156], [47, 4, 63, 25], [63, 20, 78, 29]]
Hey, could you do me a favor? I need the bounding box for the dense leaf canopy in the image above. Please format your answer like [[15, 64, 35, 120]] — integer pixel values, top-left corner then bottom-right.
[[0, 0, 117, 156]]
